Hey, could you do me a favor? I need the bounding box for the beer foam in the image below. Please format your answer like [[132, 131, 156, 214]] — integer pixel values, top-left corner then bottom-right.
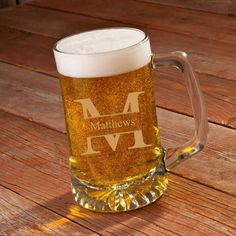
[[53, 28, 152, 78]]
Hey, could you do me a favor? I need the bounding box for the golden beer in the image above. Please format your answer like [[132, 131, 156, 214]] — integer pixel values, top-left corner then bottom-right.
[[59, 63, 163, 187]]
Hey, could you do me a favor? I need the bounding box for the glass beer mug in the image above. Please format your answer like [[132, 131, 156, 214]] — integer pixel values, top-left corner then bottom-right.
[[53, 28, 208, 212]]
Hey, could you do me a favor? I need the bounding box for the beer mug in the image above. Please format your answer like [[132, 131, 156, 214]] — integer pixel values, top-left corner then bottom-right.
[[53, 28, 208, 212]]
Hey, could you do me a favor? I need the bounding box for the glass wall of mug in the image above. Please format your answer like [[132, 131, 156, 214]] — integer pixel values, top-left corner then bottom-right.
[[54, 28, 171, 212]]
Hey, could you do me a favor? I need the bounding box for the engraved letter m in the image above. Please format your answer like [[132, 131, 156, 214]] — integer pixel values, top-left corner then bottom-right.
[[75, 91, 151, 155]]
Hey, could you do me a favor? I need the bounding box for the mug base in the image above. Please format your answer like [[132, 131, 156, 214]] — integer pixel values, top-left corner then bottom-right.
[[71, 168, 168, 213]]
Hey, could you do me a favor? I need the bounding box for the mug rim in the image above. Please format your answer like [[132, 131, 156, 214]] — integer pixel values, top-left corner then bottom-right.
[[53, 27, 149, 56]]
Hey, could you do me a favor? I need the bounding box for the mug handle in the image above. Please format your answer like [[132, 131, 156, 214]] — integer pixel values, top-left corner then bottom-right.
[[152, 51, 208, 170]]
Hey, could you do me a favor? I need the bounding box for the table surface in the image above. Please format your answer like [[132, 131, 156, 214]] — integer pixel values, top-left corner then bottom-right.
[[0, 1, 236, 235]]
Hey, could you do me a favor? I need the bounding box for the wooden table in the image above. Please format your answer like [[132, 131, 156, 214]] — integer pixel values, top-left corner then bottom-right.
[[0, 1, 236, 235]]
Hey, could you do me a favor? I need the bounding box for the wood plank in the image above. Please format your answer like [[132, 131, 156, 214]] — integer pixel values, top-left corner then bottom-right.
[[0, 5, 124, 38], [0, 110, 236, 235], [0, 26, 57, 76], [155, 68, 236, 129], [158, 108, 236, 197], [140, 0, 236, 16], [0, 186, 96, 235], [0, 76, 235, 198], [0, 62, 65, 132], [26, 0, 236, 45]]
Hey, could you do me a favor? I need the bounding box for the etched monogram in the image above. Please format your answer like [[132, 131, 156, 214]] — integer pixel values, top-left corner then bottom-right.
[[75, 91, 151, 155]]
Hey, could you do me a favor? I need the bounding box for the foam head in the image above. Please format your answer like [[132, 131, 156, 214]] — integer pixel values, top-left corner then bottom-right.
[[53, 28, 152, 78]]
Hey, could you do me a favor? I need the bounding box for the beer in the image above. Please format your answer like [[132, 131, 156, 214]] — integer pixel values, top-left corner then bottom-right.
[[54, 28, 167, 212], [60, 63, 162, 186]]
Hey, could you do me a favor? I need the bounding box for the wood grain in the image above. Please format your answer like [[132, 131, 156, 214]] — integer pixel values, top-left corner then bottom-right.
[[0, 110, 236, 235], [0, 62, 65, 132], [0, 5, 124, 38], [140, 0, 236, 16], [26, 0, 236, 45], [0, 186, 95, 235], [155, 68, 236, 128], [0, 26, 57, 76], [158, 108, 236, 197]]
